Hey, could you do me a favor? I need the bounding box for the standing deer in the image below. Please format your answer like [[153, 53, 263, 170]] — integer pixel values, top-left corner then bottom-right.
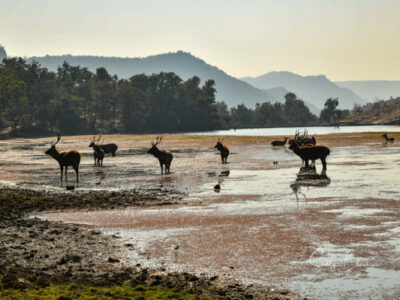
[[271, 137, 288, 146], [147, 135, 173, 174], [89, 134, 118, 157], [289, 139, 330, 171], [214, 138, 229, 164], [382, 133, 394, 143], [290, 130, 316, 146], [89, 135, 105, 166], [45, 134, 81, 182]]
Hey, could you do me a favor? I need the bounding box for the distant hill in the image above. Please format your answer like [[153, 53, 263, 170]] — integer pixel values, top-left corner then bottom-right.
[[262, 86, 320, 115], [341, 101, 400, 125], [241, 71, 366, 110], [28, 51, 272, 108], [335, 80, 400, 102], [0, 46, 7, 61]]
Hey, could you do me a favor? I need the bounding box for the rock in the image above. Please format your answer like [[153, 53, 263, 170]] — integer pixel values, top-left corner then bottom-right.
[[108, 257, 120, 263]]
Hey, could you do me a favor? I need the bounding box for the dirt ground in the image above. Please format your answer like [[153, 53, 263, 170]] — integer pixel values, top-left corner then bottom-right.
[[1, 132, 400, 299]]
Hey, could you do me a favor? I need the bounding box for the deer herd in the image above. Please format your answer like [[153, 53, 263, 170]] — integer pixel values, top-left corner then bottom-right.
[[44, 130, 395, 183]]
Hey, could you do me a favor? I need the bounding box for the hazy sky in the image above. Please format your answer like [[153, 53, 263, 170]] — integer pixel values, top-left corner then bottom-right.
[[1, 0, 399, 80]]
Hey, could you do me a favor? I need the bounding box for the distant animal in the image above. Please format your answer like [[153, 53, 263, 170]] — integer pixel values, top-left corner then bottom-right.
[[147, 135, 173, 174], [214, 138, 229, 164], [289, 140, 330, 171], [89, 135, 105, 166], [89, 134, 118, 157], [382, 133, 394, 143], [291, 130, 316, 146], [45, 134, 81, 182], [271, 137, 288, 146]]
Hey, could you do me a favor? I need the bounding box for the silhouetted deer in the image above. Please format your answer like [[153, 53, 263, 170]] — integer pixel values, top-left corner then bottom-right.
[[45, 134, 81, 182], [147, 135, 173, 174], [289, 140, 330, 171], [382, 133, 394, 143], [214, 138, 229, 164], [89, 136, 105, 166], [89, 135, 118, 157], [291, 130, 316, 146], [271, 137, 288, 146]]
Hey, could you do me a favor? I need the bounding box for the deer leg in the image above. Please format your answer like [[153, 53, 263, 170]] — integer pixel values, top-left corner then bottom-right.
[[74, 165, 79, 182], [321, 158, 327, 171], [65, 166, 68, 180], [159, 162, 163, 174], [60, 165, 63, 181], [304, 159, 309, 168]]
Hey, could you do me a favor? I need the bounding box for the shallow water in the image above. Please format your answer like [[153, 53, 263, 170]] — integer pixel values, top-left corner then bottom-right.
[[186, 125, 400, 136], [20, 135, 400, 299]]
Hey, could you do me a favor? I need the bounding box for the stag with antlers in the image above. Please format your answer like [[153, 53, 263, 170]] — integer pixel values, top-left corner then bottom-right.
[[215, 138, 229, 164], [290, 130, 316, 146], [147, 135, 173, 174], [89, 135, 105, 166], [289, 131, 330, 171], [45, 134, 81, 182], [89, 134, 118, 157]]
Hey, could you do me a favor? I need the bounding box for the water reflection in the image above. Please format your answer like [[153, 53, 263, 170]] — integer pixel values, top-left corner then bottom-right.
[[214, 169, 230, 193], [291, 167, 330, 201]]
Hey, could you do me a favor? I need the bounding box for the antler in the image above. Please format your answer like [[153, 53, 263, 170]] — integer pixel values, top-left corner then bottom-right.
[[152, 135, 163, 146], [53, 134, 61, 146]]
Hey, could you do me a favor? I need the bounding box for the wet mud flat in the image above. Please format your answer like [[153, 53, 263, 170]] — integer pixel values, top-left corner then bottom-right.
[[1, 133, 400, 299], [0, 190, 298, 299]]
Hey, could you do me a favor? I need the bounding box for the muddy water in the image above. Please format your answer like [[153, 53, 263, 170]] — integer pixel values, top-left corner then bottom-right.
[[3, 136, 400, 299]]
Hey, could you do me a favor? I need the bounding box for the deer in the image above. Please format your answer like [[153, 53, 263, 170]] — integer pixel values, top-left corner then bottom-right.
[[45, 134, 81, 182], [89, 135, 105, 166], [88, 134, 118, 157], [271, 137, 288, 146], [289, 138, 330, 171], [382, 133, 394, 143], [290, 130, 316, 146], [214, 138, 229, 164], [147, 135, 173, 174]]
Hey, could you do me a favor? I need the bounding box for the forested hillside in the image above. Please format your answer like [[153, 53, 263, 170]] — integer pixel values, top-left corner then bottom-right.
[[28, 51, 272, 108], [0, 58, 322, 138]]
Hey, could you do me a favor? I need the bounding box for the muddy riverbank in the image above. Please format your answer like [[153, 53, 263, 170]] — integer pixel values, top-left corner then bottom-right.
[[1, 133, 399, 299], [0, 188, 299, 299]]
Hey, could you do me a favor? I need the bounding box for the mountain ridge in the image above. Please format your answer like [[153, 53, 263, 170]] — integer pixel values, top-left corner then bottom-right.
[[336, 80, 400, 102], [28, 51, 273, 108], [241, 71, 366, 110]]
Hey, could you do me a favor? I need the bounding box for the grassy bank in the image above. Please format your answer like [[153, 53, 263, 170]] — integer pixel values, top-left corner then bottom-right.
[[0, 282, 202, 300]]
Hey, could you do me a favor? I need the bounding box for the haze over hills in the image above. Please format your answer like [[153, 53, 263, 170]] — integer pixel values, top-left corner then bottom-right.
[[16, 49, 400, 114], [241, 71, 366, 110], [262, 86, 320, 115], [335, 81, 400, 102], [27, 51, 272, 108]]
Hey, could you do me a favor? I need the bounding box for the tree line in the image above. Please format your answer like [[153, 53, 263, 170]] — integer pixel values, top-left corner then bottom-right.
[[0, 58, 348, 137]]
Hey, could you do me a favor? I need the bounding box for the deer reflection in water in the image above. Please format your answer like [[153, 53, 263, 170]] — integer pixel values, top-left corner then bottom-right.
[[213, 169, 230, 193], [290, 167, 330, 201]]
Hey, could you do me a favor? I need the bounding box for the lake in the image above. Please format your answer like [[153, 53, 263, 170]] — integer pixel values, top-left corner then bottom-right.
[[185, 125, 400, 136]]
